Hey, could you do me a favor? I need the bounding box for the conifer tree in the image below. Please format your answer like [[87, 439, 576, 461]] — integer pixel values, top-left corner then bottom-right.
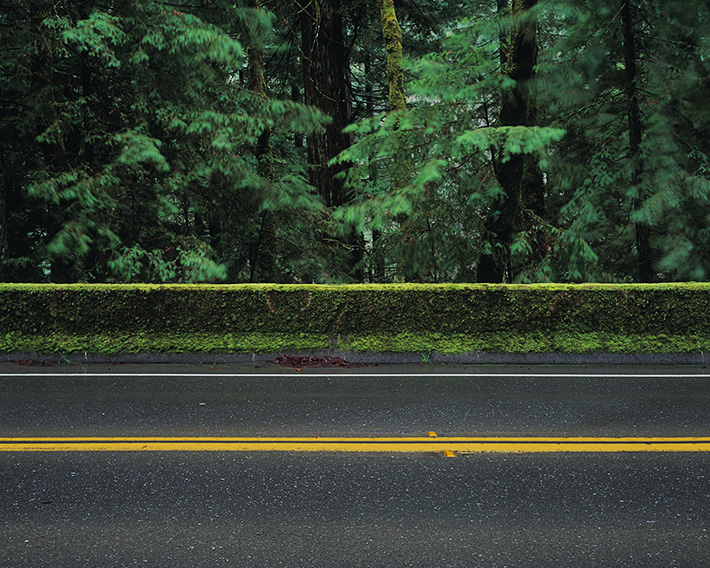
[[3, 0, 709, 283], [246, 0, 278, 282], [478, 0, 544, 282], [620, 0, 652, 282], [334, 1, 563, 282], [299, 0, 361, 280], [381, 0, 406, 116], [0, 0, 325, 282], [540, 0, 710, 281]]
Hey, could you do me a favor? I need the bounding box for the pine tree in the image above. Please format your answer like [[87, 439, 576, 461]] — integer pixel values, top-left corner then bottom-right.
[[0, 0, 325, 282], [299, 0, 365, 281], [4, 0, 708, 283], [620, 0, 652, 282], [539, 0, 710, 281], [246, 0, 278, 282], [381, 0, 407, 116], [334, 1, 564, 282], [478, 0, 544, 282]]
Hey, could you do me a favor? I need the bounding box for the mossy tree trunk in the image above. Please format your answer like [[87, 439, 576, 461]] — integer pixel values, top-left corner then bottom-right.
[[381, 0, 418, 280], [381, 0, 406, 115], [478, 0, 541, 283], [380, 0, 409, 188]]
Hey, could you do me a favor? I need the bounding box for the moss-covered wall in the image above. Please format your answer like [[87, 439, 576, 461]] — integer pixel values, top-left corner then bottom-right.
[[1, 283, 709, 355]]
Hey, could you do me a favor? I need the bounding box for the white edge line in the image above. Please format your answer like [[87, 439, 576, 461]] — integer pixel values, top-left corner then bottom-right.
[[0, 373, 710, 378]]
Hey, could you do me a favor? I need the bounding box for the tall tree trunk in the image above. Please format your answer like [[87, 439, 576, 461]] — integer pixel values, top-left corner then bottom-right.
[[300, 0, 352, 209], [292, 84, 304, 149], [497, 0, 510, 66], [0, 147, 8, 281], [300, 0, 362, 280], [478, 0, 539, 283], [381, 0, 406, 115], [381, 0, 416, 280], [30, 0, 72, 282], [30, 0, 66, 169], [364, 54, 384, 282], [621, 0, 653, 282], [248, 0, 277, 282]]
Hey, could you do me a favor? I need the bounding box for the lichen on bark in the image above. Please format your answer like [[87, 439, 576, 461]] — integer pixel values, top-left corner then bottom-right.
[[380, 0, 406, 113]]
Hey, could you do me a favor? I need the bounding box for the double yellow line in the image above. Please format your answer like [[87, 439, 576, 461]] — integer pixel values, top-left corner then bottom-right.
[[2, 436, 710, 453]]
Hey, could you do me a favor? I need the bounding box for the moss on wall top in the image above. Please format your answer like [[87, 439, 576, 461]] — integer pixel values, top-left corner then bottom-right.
[[1, 283, 708, 354]]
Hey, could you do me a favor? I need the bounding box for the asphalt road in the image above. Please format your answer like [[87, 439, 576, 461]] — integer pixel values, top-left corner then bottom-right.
[[2, 363, 710, 437], [1, 364, 710, 567]]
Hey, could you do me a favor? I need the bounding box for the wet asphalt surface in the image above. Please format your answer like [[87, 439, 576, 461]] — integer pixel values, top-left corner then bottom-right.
[[1, 363, 710, 437], [1, 364, 710, 566]]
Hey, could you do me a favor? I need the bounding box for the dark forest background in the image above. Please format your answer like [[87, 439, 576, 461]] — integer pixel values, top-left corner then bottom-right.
[[1, 0, 708, 283]]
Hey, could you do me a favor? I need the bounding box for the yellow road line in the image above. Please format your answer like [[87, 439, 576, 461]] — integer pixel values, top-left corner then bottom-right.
[[1, 437, 710, 453]]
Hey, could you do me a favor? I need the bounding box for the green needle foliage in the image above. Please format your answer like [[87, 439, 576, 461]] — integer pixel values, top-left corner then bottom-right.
[[1, 0, 325, 283], [334, 6, 564, 282], [540, 0, 710, 282], [1, 0, 708, 284]]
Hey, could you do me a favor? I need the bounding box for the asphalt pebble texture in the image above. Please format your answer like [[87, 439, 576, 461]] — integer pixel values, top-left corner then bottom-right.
[[1, 451, 709, 567], [1, 365, 710, 437], [2, 364, 710, 566]]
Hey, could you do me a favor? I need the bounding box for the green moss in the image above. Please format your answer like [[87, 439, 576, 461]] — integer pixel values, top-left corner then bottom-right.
[[380, 0, 406, 113], [2, 283, 710, 356], [0, 332, 330, 355], [341, 332, 710, 355]]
